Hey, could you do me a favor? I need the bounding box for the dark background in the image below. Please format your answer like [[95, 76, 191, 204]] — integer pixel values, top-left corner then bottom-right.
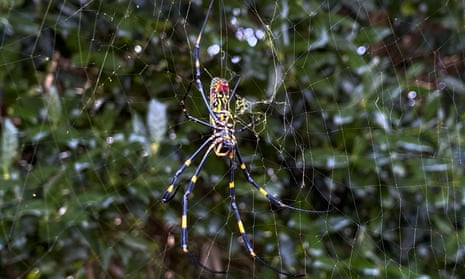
[[1, 0, 464, 278]]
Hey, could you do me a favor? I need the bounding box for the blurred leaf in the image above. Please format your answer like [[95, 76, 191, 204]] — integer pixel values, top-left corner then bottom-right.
[[71, 50, 127, 72], [442, 75, 465, 94], [25, 268, 41, 279], [300, 148, 349, 169], [121, 233, 151, 252], [43, 85, 62, 126], [147, 98, 168, 154], [2, 118, 19, 180], [355, 26, 391, 45], [17, 199, 51, 217]]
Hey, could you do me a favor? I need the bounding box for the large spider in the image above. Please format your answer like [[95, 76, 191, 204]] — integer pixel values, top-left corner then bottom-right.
[[161, 0, 319, 276]]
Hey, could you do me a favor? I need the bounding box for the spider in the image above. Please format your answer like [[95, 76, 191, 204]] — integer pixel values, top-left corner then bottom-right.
[[161, 0, 320, 277]]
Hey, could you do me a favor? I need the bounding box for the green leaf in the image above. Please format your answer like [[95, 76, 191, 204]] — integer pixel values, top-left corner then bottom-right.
[[121, 233, 151, 252], [442, 75, 465, 94], [43, 85, 62, 127], [17, 199, 51, 217], [147, 98, 167, 154], [300, 148, 350, 169], [2, 118, 19, 180]]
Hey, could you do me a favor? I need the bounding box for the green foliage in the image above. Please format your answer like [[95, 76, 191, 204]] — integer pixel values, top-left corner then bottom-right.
[[1, 0, 465, 278]]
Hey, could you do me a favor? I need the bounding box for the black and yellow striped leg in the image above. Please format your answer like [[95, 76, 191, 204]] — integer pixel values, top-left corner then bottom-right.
[[235, 148, 323, 213], [161, 136, 214, 203], [228, 159, 258, 260], [193, 0, 218, 122], [180, 143, 213, 253], [181, 143, 214, 252], [179, 144, 226, 274], [180, 82, 215, 128], [228, 158, 305, 277]]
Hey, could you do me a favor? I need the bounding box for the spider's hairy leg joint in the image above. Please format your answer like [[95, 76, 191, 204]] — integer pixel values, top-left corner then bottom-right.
[[161, 185, 174, 203], [258, 187, 284, 207], [182, 237, 189, 253], [272, 196, 286, 208]]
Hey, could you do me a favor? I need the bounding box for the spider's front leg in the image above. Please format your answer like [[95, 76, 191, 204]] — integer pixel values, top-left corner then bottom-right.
[[234, 147, 324, 213], [179, 82, 215, 128]]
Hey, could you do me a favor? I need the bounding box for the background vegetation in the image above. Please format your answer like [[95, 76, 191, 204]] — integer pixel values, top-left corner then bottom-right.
[[1, 0, 464, 278]]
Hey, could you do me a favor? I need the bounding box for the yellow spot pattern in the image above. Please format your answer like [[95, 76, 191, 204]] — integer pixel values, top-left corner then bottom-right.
[[191, 175, 197, 183], [181, 215, 187, 228], [166, 184, 174, 193], [229, 181, 234, 188], [238, 221, 245, 233], [259, 187, 268, 196]]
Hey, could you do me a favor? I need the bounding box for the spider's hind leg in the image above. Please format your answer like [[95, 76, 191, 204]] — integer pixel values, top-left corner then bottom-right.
[[234, 147, 324, 213], [227, 158, 305, 277]]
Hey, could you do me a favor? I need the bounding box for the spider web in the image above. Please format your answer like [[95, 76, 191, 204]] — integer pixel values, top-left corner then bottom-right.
[[1, 0, 464, 278]]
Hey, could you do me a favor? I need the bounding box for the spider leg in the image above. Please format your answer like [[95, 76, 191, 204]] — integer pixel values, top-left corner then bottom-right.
[[162, 136, 214, 203], [228, 75, 241, 103], [193, 0, 218, 122], [228, 158, 305, 277], [235, 118, 260, 133], [180, 82, 215, 128], [235, 147, 325, 213], [227, 75, 262, 134], [179, 143, 226, 273]]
